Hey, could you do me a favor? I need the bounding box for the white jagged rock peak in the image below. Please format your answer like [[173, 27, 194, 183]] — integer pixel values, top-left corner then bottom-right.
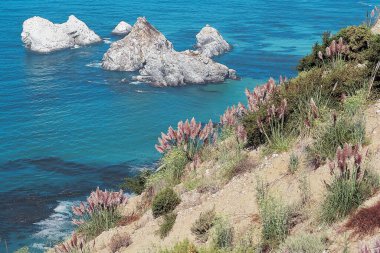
[[195, 24, 231, 58], [112, 21, 133, 35], [102, 17, 237, 87], [21, 15, 101, 53]]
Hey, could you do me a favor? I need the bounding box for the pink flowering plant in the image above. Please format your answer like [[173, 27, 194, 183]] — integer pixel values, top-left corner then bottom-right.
[[155, 118, 216, 159], [318, 37, 349, 68], [55, 233, 88, 253], [71, 187, 128, 237], [321, 143, 377, 223]]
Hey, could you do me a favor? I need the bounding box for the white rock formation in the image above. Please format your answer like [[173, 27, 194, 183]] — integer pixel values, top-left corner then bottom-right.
[[112, 21, 132, 35], [102, 17, 236, 87], [195, 25, 231, 58], [21, 15, 101, 53]]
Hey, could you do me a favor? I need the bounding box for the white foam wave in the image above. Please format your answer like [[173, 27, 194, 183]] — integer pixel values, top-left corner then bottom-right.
[[85, 62, 102, 68], [32, 200, 78, 250], [103, 38, 112, 44]]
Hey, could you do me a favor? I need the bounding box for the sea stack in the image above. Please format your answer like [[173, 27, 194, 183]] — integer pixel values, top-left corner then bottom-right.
[[21, 15, 102, 53], [195, 25, 231, 58], [112, 21, 133, 35], [102, 17, 236, 87]]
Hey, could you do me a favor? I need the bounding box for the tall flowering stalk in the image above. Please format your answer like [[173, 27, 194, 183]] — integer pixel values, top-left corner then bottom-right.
[[71, 188, 128, 226], [54, 233, 86, 253], [155, 118, 216, 159], [245, 78, 279, 112], [257, 98, 288, 145], [220, 103, 248, 143], [318, 37, 349, 68], [328, 143, 364, 181]]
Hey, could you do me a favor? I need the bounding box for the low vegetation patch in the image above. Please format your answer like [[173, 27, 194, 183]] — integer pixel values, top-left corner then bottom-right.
[[211, 218, 234, 250], [121, 169, 152, 195], [109, 233, 132, 253], [191, 209, 216, 242], [307, 113, 366, 167], [158, 213, 177, 238], [256, 180, 292, 250], [152, 188, 181, 218], [321, 144, 378, 223], [288, 153, 299, 174], [278, 233, 327, 253]]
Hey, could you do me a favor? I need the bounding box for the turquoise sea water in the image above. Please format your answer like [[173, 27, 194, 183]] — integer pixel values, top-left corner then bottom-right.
[[0, 0, 377, 251]]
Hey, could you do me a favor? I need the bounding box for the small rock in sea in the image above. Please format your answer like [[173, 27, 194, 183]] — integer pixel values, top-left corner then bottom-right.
[[21, 15, 101, 53], [195, 24, 231, 58], [102, 17, 237, 87], [112, 21, 133, 35]]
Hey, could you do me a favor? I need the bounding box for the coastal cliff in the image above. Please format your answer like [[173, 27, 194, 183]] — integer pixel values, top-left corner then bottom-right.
[[49, 11, 380, 253]]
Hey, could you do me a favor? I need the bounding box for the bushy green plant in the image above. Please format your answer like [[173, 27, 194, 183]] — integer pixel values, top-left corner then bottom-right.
[[343, 89, 367, 115], [152, 188, 181, 218], [307, 114, 365, 166], [333, 25, 372, 62], [158, 213, 177, 238], [162, 147, 190, 183], [158, 240, 198, 253], [256, 180, 291, 249], [298, 25, 378, 71], [321, 144, 378, 223], [211, 218, 234, 249], [191, 209, 216, 242], [120, 169, 152, 195], [278, 233, 327, 253], [77, 209, 121, 238], [297, 32, 332, 71], [321, 170, 376, 223], [288, 153, 299, 174]]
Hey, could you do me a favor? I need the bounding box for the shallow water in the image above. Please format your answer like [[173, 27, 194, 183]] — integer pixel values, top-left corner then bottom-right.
[[0, 0, 377, 251]]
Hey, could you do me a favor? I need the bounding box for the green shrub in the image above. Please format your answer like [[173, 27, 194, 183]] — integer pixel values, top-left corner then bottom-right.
[[162, 147, 189, 183], [307, 114, 365, 166], [297, 32, 331, 71], [297, 25, 378, 71], [152, 188, 181, 218], [191, 209, 216, 242], [211, 218, 234, 249], [77, 209, 121, 238], [120, 169, 152, 195], [333, 25, 372, 62], [278, 233, 327, 253], [288, 153, 299, 174], [343, 89, 367, 115], [256, 180, 291, 249], [321, 170, 377, 223], [146, 148, 189, 191], [158, 213, 177, 238], [158, 239, 198, 253]]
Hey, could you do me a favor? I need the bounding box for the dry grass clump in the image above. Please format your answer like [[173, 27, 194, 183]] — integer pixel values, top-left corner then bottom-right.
[[117, 212, 140, 227], [191, 209, 216, 242], [109, 233, 132, 253]]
